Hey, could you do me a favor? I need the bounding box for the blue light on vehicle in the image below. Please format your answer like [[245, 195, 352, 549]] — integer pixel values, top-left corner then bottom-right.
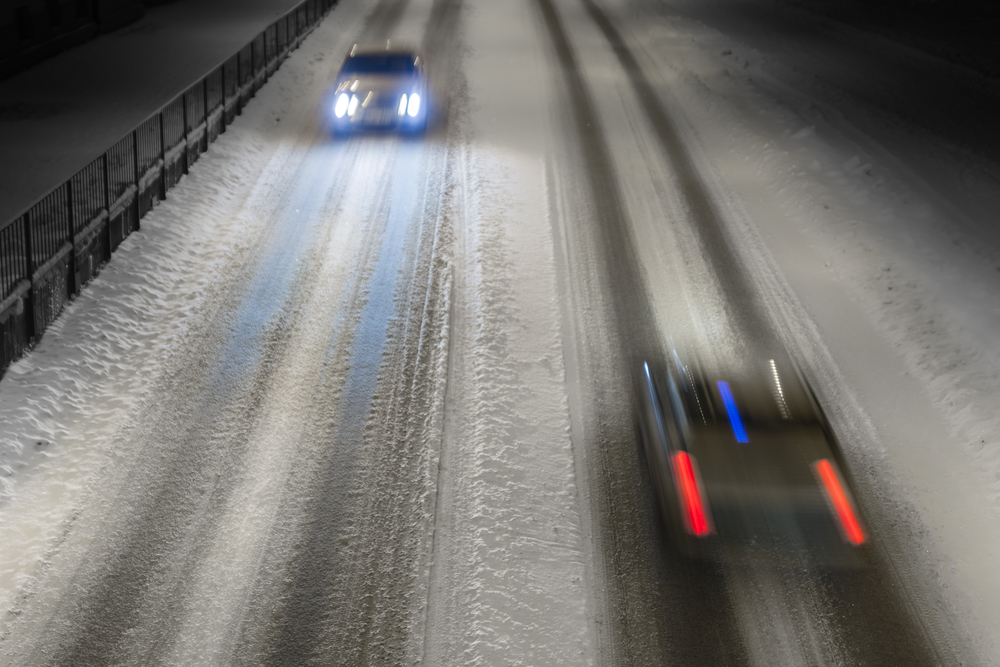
[[398, 94, 408, 116], [717, 381, 749, 443], [407, 93, 421, 117], [335, 93, 349, 118]]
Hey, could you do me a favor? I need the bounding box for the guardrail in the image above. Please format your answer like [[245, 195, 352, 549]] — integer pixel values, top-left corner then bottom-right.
[[0, 0, 337, 376]]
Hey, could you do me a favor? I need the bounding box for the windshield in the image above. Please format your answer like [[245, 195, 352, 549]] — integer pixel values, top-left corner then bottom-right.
[[341, 54, 417, 76]]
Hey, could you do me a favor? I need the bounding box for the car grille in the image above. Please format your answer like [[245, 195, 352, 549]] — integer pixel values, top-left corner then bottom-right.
[[364, 108, 397, 126]]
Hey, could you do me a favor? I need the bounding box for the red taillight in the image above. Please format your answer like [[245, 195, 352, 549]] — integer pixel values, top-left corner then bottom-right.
[[813, 458, 867, 546], [672, 451, 713, 537]]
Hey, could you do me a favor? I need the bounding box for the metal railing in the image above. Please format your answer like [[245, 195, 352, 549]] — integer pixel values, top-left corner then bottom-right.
[[0, 0, 337, 375]]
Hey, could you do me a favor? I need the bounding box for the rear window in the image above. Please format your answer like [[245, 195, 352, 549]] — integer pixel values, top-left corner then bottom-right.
[[341, 54, 417, 75]]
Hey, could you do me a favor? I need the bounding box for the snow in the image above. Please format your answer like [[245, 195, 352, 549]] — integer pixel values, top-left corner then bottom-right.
[[2, 0, 1000, 662], [421, 0, 594, 662], [608, 0, 1000, 658], [2, 0, 596, 660], [0, 0, 308, 225], [0, 0, 370, 647]]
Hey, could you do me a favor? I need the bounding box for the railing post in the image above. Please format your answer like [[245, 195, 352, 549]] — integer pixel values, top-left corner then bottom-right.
[[23, 212, 33, 281], [203, 76, 210, 147], [158, 111, 166, 200], [181, 90, 189, 174], [22, 211, 35, 340], [67, 179, 77, 295], [102, 152, 111, 260], [132, 129, 141, 230], [236, 47, 242, 114], [220, 62, 226, 132]]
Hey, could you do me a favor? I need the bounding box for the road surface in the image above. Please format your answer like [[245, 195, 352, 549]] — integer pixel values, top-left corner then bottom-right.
[[2, 0, 998, 664]]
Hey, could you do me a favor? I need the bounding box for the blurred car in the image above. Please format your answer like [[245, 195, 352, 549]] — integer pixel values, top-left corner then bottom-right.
[[328, 46, 428, 135], [637, 351, 870, 567]]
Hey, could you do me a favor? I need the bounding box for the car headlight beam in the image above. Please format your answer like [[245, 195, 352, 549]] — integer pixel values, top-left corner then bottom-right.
[[407, 93, 421, 117], [334, 93, 349, 118], [398, 94, 408, 116], [347, 94, 359, 117]]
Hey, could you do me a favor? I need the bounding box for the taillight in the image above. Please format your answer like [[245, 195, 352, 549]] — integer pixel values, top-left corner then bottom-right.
[[672, 451, 713, 537], [812, 458, 867, 546]]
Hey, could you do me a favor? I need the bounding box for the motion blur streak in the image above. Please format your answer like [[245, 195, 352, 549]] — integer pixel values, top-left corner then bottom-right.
[[813, 459, 867, 546], [769, 359, 791, 420], [672, 452, 712, 536], [717, 381, 749, 443]]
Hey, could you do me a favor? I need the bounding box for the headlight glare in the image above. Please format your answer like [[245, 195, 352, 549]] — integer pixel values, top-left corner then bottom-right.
[[334, 93, 349, 118], [407, 93, 421, 117], [398, 94, 408, 116], [347, 95, 359, 116]]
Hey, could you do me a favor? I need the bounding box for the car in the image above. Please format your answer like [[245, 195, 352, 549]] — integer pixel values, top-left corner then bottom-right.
[[328, 46, 429, 135], [637, 350, 870, 567]]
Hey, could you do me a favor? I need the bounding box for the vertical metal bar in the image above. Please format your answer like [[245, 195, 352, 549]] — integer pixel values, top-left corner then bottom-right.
[[102, 152, 110, 214], [181, 91, 189, 174], [132, 130, 141, 230], [22, 210, 35, 340], [203, 76, 210, 145], [236, 46, 242, 114], [220, 61, 227, 132], [158, 112, 167, 199], [67, 178, 77, 295], [66, 181, 74, 249], [102, 152, 111, 259], [133, 130, 140, 186], [23, 212, 33, 280]]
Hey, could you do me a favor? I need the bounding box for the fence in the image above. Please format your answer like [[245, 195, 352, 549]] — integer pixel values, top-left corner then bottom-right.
[[0, 0, 337, 376]]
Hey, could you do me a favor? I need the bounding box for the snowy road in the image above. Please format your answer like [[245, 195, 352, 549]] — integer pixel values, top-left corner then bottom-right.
[[2, 0, 1000, 664]]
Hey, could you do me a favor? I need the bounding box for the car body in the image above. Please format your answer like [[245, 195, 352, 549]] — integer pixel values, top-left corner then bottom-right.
[[328, 47, 428, 135], [637, 351, 870, 567]]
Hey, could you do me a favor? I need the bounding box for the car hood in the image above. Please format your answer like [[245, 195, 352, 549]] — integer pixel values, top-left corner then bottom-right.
[[334, 75, 420, 99]]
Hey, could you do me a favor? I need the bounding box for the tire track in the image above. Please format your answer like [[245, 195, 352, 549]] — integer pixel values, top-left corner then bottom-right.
[[1, 0, 421, 660], [8, 133, 369, 667], [576, 0, 947, 664], [534, 0, 748, 664]]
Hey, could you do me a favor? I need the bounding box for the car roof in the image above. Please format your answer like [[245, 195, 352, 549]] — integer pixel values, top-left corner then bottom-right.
[[349, 48, 420, 57], [338, 49, 422, 77]]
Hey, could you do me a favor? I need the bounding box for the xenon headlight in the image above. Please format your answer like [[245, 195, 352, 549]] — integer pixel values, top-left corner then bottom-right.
[[398, 94, 408, 116], [347, 94, 359, 117], [334, 93, 349, 118], [407, 93, 421, 117]]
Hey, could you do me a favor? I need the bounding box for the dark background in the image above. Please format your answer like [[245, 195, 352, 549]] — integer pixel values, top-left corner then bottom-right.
[[786, 0, 1000, 77]]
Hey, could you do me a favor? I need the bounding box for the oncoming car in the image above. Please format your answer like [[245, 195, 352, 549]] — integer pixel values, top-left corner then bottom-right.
[[328, 46, 428, 135], [637, 351, 871, 567]]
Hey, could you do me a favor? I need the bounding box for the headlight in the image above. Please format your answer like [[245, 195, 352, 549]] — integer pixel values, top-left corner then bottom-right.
[[334, 93, 349, 118], [398, 94, 408, 116], [407, 93, 421, 117], [347, 95, 359, 116]]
